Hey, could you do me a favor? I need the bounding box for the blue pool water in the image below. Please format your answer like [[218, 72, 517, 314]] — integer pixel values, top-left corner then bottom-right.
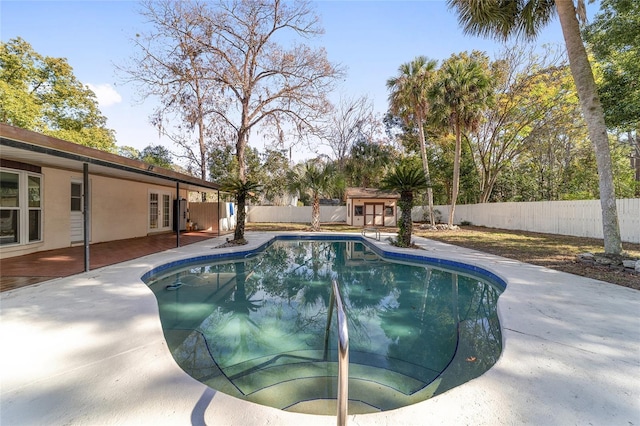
[[143, 239, 503, 414]]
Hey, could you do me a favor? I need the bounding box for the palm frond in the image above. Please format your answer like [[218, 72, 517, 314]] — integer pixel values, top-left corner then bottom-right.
[[447, 0, 556, 42], [381, 164, 429, 192]]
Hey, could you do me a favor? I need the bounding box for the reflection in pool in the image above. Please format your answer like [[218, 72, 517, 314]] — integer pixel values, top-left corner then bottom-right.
[[144, 239, 503, 414]]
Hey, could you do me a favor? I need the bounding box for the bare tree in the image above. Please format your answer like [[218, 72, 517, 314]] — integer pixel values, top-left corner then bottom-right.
[[194, 0, 342, 182], [120, 1, 231, 185], [123, 0, 342, 188], [312, 95, 384, 170]]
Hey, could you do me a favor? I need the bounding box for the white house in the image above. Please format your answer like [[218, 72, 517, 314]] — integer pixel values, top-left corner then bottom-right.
[[0, 124, 228, 261]]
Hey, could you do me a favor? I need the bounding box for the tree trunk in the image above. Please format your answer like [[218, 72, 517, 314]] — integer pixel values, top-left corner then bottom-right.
[[235, 104, 249, 241], [416, 114, 436, 224], [631, 129, 640, 191], [237, 98, 251, 183], [237, 129, 247, 183], [555, 0, 622, 255], [234, 191, 246, 242], [193, 69, 208, 202], [197, 110, 207, 201], [312, 192, 320, 231], [449, 120, 462, 227], [398, 192, 414, 247]]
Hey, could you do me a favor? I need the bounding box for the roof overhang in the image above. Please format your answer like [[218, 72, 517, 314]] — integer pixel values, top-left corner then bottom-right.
[[0, 124, 220, 194], [345, 187, 400, 199]]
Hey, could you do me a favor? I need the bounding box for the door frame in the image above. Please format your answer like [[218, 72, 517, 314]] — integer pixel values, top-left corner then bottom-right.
[[148, 189, 173, 233], [364, 202, 384, 226]]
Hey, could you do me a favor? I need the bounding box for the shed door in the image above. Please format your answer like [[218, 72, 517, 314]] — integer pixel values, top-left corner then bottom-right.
[[364, 203, 384, 226]]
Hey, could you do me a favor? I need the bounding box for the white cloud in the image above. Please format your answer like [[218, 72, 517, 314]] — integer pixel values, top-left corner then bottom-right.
[[87, 83, 122, 108]]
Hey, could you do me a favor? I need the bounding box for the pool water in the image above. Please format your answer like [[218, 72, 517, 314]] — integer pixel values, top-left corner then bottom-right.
[[145, 239, 503, 414]]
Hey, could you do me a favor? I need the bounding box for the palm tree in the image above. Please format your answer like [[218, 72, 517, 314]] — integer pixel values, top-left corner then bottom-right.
[[387, 56, 438, 225], [381, 164, 430, 247], [447, 0, 623, 254], [288, 162, 335, 231], [221, 177, 262, 244], [430, 53, 492, 227]]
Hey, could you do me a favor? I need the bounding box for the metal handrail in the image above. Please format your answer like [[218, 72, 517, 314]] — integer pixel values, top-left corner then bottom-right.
[[331, 279, 349, 426]]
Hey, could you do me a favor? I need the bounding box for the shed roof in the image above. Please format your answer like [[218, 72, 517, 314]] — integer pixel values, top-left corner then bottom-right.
[[345, 187, 400, 199], [0, 124, 220, 193]]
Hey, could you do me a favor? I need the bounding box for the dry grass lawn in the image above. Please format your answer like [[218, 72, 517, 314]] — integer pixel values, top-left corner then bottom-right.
[[245, 222, 640, 290]]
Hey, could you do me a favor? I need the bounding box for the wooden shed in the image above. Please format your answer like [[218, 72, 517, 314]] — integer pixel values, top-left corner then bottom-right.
[[345, 187, 400, 227]]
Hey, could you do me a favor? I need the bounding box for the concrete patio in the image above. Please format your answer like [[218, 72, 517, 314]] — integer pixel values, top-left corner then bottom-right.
[[1, 232, 638, 425]]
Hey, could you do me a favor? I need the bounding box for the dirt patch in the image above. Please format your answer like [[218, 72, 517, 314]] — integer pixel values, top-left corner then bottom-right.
[[414, 225, 640, 290], [216, 238, 248, 248]]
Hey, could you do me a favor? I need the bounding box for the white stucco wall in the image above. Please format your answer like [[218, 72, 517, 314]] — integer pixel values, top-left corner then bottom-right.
[[91, 179, 187, 243], [42, 168, 74, 251], [90, 175, 145, 243]]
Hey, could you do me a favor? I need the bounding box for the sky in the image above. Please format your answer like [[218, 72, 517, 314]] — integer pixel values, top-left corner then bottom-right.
[[1, 0, 589, 162]]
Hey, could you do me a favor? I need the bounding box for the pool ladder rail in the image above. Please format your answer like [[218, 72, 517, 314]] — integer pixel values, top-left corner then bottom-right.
[[328, 279, 349, 426]]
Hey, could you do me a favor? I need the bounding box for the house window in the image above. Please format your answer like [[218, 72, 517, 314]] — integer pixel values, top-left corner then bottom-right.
[[354, 205, 363, 216], [0, 169, 42, 246], [70, 182, 82, 211], [385, 206, 394, 216], [28, 176, 41, 241]]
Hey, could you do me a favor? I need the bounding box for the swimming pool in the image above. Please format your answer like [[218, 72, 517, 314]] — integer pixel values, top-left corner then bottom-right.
[[143, 237, 504, 414]]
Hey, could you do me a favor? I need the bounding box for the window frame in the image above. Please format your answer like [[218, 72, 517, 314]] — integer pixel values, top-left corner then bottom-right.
[[0, 168, 43, 246]]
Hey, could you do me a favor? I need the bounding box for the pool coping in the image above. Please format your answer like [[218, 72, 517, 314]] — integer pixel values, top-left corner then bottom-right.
[[1, 231, 639, 425], [141, 233, 507, 290]]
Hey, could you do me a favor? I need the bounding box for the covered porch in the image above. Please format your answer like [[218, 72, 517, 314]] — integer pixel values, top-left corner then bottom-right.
[[0, 230, 226, 292], [1, 124, 234, 279]]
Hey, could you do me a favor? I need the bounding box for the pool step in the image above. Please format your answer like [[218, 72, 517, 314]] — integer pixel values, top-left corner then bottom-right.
[[172, 335, 446, 412], [231, 361, 427, 395], [198, 360, 443, 413], [218, 360, 436, 413], [245, 372, 440, 413]]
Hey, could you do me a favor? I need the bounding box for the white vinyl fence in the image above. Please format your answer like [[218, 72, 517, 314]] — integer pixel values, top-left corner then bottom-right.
[[247, 205, 346, 224], [246, 198, 639, 243], [412, 198, 639, 244]]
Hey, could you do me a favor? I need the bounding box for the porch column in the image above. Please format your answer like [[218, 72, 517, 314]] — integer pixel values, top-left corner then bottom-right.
[[83, 163, 90, 272], [217, 189, 220, 237], [176, 182, 180, 248]]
